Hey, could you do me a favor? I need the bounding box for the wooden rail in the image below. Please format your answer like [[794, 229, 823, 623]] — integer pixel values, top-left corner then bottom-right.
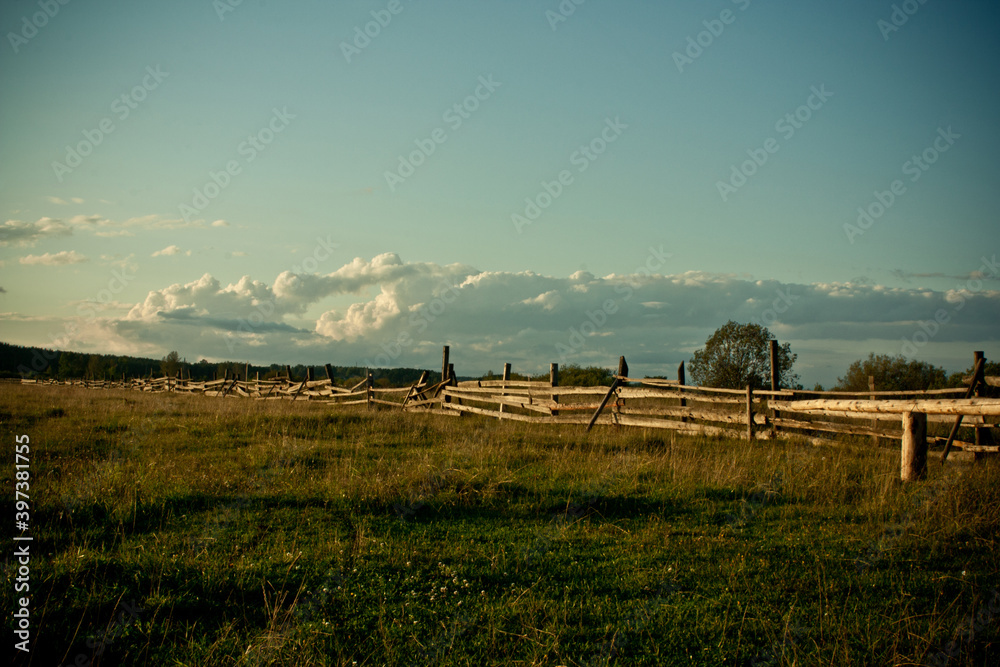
[[17, 347, 997, 481]]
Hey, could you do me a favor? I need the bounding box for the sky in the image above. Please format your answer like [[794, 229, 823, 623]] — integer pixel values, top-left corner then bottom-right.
[[1, 0, 998, 387]]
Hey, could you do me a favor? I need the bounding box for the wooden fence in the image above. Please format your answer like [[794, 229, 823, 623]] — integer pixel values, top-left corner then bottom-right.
[[18, 346, 998, 481]]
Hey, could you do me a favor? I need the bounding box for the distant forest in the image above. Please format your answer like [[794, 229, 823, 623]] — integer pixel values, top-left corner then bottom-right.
[[0, 342, 437, 388], [0, 341, 619, 388]]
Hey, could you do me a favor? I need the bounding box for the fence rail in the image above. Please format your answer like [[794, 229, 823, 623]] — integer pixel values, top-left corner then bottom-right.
[[16, 346, 998, 481]]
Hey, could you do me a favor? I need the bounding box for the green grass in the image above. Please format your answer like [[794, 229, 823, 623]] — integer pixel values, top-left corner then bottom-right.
[[3, 385, 998, 666]]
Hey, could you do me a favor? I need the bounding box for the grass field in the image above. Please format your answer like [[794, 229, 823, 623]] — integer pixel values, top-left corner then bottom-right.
[[3, 384, 998, 666]]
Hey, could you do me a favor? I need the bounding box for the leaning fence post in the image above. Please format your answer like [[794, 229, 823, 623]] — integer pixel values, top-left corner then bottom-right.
[[973, 351, 988, 457], [901, 412, 928, 481], [941, 353, 985, 464], [746, 384, 755, 442]]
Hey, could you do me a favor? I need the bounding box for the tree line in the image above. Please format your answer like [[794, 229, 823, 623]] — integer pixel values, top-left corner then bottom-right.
[[3, 327, 993, 391], [0, 343, 434, 387]]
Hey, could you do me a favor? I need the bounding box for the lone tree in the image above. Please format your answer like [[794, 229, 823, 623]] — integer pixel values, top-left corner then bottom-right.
[[160, 350, 183, 378], [689, 321, 798, 389], [836, 353, 948, 392]]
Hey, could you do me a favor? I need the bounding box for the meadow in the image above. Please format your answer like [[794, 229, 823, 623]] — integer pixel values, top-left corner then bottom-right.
[[3, 384, 998, 666]]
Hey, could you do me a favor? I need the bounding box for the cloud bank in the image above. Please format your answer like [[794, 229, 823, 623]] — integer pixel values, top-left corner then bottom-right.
[[53, 252, 994, 383]]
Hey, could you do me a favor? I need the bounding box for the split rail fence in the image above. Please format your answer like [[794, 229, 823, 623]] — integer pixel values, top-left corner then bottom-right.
[[19, 346, 999, 481]]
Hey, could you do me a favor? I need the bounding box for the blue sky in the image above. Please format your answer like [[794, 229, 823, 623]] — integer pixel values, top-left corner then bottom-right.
[[1, 0, 998, 386]]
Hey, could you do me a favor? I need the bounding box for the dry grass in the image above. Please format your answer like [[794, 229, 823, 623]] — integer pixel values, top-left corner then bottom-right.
[[2, 384, 998, 666]]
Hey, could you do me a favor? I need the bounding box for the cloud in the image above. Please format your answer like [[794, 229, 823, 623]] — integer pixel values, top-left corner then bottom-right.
[[0, 218, 73, 246], [152, 245, 182, 257], [228, 251, 249, 258], [47, 196, 68, 205], [0, 286, 6, 293], [19, 251, 88, 266], [68, 214, 112, 227], [127, 273, 288, 322], [88, 254, 997, 386], [152, 245, 192, 258], [211, 219, 229, 227]]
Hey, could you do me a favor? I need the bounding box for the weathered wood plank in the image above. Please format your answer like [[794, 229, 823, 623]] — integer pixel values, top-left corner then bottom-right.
[[616, 406, 766, 424], [771, 417, 898, 439], [770, 398, 1000, 416], [773, 406, 988, 424]]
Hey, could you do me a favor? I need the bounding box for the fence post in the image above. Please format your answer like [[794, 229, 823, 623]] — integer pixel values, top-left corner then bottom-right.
[[901, 412, 928, 481], [550, 363, 559, 416], [367, 370, 374, 410], [973, 351, 989, 457], [869, 375, 878, 445], [498, 362, 512, 416], [678, 362, 687, 422], [769, 340, 779, 438], [746, 385, 755, 442], [769, 340, 779, 391], [616, 357, 628, 422]]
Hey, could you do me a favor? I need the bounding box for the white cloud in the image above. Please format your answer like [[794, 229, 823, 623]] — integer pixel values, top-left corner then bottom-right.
[[47, 196, 68, 205], [211, 219, 229, 227], [13, 254, 994, 386], [152, 245, 182, 257], [19, 251, 88, 266]]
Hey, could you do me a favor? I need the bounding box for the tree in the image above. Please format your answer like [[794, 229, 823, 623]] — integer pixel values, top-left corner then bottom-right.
[[58, 351, 87, 379], [86, 354, 105, 380], [161, 350, 182, 377], [946, 359, 1000, 389], [688, 321, 799, 389], [835, 353, 948, 392]]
